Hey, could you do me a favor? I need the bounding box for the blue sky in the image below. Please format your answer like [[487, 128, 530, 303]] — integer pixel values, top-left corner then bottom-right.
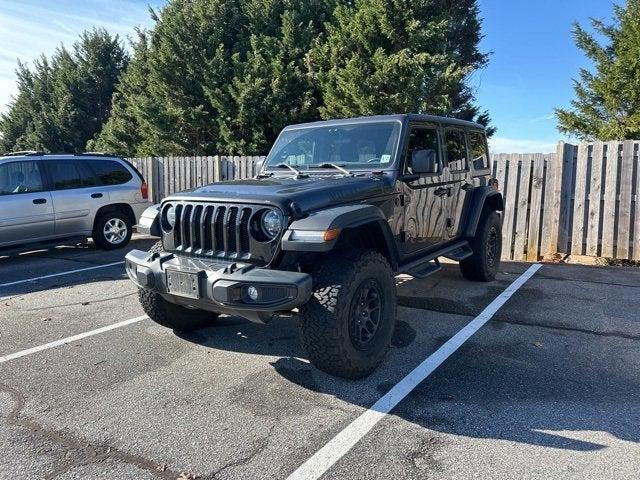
[[0, 0, 618, 152]]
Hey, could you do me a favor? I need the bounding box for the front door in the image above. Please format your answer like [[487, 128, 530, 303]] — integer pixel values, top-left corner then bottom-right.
[[0, 160, 54, 247], [399, 124, 448, 256]]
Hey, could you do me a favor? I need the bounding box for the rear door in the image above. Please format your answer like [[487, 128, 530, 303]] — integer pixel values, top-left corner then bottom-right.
[[44, 160, 109, 236], [0, 160, 54, 246], [442, 127, 474, 240]]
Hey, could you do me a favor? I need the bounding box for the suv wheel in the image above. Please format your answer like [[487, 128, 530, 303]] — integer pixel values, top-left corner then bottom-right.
[[459, 210, 502, 282], [93, 211, 133, 250], [138, 241, 219, 332], [300, 250, 397, 379]]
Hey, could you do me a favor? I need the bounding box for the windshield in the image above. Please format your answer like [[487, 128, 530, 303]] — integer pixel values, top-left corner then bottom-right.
[[264, 121, 401, 171]]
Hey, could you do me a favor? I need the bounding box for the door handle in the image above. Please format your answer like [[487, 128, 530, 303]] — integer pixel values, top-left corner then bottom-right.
[[434, 187, 451, 197], [91, 193, 103, 198], [461, 183, 473, 191], [33, 198, 47, 204]]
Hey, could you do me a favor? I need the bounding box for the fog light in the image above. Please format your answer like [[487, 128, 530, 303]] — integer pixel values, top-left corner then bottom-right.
[[247, 285, 259, 301]]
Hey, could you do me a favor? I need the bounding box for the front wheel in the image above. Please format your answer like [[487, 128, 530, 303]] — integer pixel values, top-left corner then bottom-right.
[[299, 250, 397, 379], [138, 241, 218, 332], [459, 210, 502, 282]]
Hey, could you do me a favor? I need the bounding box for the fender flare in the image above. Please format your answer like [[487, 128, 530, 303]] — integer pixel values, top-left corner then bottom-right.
[[463, 187, 504, 238], [281, 204, 400, 266]]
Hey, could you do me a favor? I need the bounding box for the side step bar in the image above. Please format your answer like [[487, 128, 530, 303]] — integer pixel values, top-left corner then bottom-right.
[[398, 240, 473, 279]]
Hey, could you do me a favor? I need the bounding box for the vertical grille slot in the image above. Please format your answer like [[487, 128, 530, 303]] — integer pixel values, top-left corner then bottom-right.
[[214, 206, 226, 254], [191, 205, 203, 251], [201, 205, 214, 252], [180, 204, 193, 250], [173, 204, 183, 246], [239, 208, 252, 255], [225, 207, 239, 255]]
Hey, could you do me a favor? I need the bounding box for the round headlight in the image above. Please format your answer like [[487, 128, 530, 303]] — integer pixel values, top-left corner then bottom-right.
[[165, 204, 176, 229], [261, 210, 282, 239]]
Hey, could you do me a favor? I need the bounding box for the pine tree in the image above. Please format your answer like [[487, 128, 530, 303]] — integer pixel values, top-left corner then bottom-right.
[[0, 28, 128, 153], [312, 0, 492, 131], [556, 0, 640, 140]]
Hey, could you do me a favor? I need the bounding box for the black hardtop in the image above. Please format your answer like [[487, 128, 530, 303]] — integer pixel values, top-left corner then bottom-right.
[[282, 113, 485, 131]]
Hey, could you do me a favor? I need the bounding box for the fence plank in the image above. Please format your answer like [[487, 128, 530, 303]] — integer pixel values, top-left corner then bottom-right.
[[571, 144, 589, 255], [586, 142, 604, 256], [513, 155, 532, 260], [540, 151, 558, 256], [616, 141, 634, 259], [501, 155, 520, 260], [601, 142, 619, 258], [633, 142, 640, 260], [526, 154, 544, 261]]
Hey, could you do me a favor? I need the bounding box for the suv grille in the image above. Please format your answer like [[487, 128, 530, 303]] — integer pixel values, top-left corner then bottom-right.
[[168, 202, 256, 262]]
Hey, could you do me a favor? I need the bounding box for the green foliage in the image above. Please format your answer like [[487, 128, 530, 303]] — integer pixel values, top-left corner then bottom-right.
[[0, 28, 128, 153], [312, 0, 493, 132], [556, 0, 640, 140]]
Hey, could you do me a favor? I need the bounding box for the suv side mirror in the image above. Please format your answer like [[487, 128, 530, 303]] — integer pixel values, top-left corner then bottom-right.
[[411, 149, 438, 174]]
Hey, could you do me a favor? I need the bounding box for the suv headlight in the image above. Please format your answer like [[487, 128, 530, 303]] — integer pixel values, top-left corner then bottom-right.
[[261, 209, 283, 239], [162, 203, 176, 231]]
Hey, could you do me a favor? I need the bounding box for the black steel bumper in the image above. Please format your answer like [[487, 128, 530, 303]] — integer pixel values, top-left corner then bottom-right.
[[124, 249, 312, 323]]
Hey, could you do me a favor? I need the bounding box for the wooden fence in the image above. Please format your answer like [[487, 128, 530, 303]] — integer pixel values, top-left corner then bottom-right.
[[131, 140, 640, 261]]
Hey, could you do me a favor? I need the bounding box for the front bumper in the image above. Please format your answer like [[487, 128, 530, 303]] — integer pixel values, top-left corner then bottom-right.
[[125, 249, 312, 323]]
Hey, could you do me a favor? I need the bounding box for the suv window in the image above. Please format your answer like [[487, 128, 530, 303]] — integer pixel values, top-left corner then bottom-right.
[[444, 129, 468, 171], [88, 160, 133, 185], [405, 127, 440, 174], [0, 161, 44, 195], [49, 160, 98, 190], [469, 131, 489, 170]]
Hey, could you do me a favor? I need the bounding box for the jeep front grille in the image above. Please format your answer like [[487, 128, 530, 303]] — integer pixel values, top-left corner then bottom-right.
[[168, 202, 256, 262]]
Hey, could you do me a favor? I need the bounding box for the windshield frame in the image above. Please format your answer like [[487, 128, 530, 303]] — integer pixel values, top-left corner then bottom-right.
[[262, 119, 404, 174]]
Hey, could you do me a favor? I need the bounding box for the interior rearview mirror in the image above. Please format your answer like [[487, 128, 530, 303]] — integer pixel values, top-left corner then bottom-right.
[[411, 149, 438, 174]]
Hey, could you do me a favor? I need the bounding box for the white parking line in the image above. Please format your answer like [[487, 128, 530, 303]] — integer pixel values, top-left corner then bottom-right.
[[0, 315, 147, 364], [287, 263, 542, 480], [0, 261, 124, 288]]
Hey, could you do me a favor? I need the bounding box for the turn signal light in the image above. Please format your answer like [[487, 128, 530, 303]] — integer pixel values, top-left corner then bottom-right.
[[323, 228, 341, 241], [489, 178, 499, 190], [141, 181, 149, 199]]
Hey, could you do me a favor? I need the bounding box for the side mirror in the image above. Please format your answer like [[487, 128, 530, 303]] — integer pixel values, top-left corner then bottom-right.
[[411, 149, 438, 174]]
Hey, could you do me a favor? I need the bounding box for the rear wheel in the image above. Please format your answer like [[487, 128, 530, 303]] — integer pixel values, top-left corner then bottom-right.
[[459, 210, 502, 282], [93, 211, 132, 250], [138, 241, 218, 332], [299, 250, 397, 379]]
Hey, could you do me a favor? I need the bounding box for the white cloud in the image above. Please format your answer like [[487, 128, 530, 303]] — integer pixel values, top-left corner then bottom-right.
[[489, 137, 559, 154]]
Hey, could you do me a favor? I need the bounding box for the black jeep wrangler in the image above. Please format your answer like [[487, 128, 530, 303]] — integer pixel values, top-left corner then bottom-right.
[[126, 114, 503, 378]]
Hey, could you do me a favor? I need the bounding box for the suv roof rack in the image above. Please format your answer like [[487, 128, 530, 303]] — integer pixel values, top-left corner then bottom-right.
[[3, 150, 44, 156], [76, 152, 119, 157]]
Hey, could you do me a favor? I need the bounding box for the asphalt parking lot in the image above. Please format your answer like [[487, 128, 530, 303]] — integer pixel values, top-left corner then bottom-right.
[[1, 235, 639, 480]]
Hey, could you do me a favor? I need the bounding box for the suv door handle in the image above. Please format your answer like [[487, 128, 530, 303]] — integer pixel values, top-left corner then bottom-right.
[[434, 187, 451, 197], [33, 198, 47, 204], [91, 193, 103, 198]]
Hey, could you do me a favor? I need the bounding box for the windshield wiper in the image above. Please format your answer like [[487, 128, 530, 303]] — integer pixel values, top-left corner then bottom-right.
[[272, 163, 308, 178], [309, 163, 353, 176]]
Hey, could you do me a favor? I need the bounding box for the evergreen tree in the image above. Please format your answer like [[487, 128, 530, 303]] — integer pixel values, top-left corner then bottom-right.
[[556, 0, 640, 140], [312, 0, 493, 132], [0, 28, 128, 153]]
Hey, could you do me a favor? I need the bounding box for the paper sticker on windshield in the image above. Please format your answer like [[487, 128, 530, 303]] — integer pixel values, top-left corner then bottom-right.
[[380, 154, 391, 163]]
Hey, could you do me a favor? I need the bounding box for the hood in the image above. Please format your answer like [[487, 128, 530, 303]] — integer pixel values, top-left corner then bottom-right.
[[164, 173, 396, 214]]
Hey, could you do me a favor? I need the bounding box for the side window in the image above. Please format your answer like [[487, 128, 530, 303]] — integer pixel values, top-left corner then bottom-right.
[[49, 160, 97, 190], [0, 161, 44, 195], [88, 160, 133, 185], [405, 127, 440, 174], [469, 131, 489, 170], [444, 129, 468, 171]]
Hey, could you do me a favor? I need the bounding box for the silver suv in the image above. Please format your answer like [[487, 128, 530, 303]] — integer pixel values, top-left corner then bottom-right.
[[0, 152, 151, 250]]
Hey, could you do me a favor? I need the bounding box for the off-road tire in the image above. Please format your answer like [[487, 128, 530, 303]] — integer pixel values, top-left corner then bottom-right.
[[460, 210, 502, 282], [138, 241, 218, 332], [92, 210, 133, 250], [299, 250, 397, 379]]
